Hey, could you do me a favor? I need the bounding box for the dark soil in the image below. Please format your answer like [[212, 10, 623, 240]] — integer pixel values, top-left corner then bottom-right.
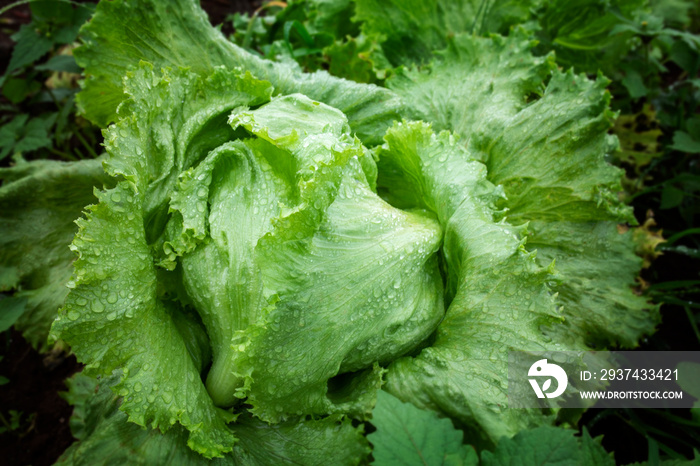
[[0, 331, 80, 466]]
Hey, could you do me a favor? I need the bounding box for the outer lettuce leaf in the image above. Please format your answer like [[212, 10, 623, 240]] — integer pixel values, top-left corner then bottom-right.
[[353, 0, 540, 67], [386, 32, 554, 152], [470, 70, 658, 347], [75, 0, 402, 145], [377, 121, 562, 448], [57, 374, 369, 465], [52, 65, 274, 457], [51, 182, 236, 458], [0, 158, 110, 350], [473, 71, 632, 224], [386, 31, 657, 348]]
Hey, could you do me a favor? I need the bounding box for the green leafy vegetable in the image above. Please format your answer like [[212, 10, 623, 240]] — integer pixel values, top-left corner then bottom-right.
[[0, 0, 675, 462]]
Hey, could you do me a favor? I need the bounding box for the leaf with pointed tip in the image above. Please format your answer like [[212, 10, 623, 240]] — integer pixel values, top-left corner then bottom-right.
[[368, 390, 478, 466]]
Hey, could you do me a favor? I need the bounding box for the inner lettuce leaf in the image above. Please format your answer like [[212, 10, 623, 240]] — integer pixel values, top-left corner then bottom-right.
[[0, 158, 112, 350], [53, 65, 445, 457], [173, 93, 444, 416], [74, 0, 403, 145]]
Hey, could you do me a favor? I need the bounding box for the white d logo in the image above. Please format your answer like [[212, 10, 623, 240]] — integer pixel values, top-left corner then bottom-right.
[[528, 359, 568, 399]]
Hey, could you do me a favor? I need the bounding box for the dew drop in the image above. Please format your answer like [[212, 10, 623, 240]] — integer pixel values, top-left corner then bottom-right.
[[92, 300, 105, 313]]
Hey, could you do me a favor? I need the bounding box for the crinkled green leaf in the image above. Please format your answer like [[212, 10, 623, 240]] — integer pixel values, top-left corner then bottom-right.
[[75, 0, 402, 145], [404, 35, 655, 347], [386, 32, 555, 151], [354, 0, 540, 67], [57, 373, 369, 465], [102, 63, 272, 249], [163, 92, 375, 407], [473, 71, 632, 224], [470, 70, 657, 347], [480, 426, 611, 466], [377, 121, 562, 448], [51, 182, 236, 458], [368, 390, 478, 466], [0, 158, 110, 350], [232, 162, 443, 420], [529, 221, 658, 347], [167, 94, 445, 419]]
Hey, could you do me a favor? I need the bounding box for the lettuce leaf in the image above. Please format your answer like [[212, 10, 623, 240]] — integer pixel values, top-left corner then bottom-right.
[[75, 0, 402, 145], [0, 158, 111, 350], [386, 31, 554, 154], [377, 121, 562, 447], [354, 0, 540, 67], [51, 180, 237, 458], [470, 70, 657, 347], [385, 31, 657, 349]]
